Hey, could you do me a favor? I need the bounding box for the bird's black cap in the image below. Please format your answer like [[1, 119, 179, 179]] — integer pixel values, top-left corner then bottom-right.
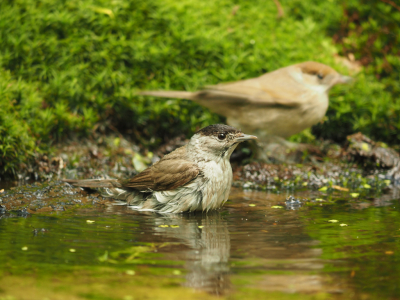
[[196, 124, 241, 136]]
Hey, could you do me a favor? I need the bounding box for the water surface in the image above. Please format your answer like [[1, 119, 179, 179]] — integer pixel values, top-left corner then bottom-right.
[[0, 187, 399, 300]]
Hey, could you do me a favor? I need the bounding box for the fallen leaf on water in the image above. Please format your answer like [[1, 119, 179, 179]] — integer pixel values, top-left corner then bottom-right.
[[158, 225, 169, 228], [271, 206, 283, 209], [385, 251, 394, 255], [198, 226, 204, 229], [69, 249, 76, 253], [350, 193, 359, 198], [126, 270, 135, 275], [98, 251, 108, 262], [170, 225, 179, 228], [249, 204, 256, 207], [21, 246, 28, 251], [332, 185, 349, 192], [328, 220, 339, 223], [86, 220, 95, 224], [318, 186, 328, 192], [315, 198, 324, 201], [172, 270, 182, 275], [340, 224, 348, 226], [363, 184, 371, 189]]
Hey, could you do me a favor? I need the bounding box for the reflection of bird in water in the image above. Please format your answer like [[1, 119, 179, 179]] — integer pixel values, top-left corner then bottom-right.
[[140, 62, 352, 161], [152, 212, 231, 295], [105, 189, 334, 295]]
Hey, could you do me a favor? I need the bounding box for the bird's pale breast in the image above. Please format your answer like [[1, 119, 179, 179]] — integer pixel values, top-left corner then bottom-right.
[[197, 158, 233, 211]]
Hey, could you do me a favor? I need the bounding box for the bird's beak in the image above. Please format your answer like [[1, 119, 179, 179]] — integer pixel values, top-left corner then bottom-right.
[[337, 75, 353, 84], [235, 134, 258, 142]]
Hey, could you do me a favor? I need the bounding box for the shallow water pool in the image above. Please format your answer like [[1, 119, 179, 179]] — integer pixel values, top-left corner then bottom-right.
[[0, 186, 399, 300]]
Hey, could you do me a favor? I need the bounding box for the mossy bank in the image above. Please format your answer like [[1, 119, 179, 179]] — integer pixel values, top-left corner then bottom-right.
[[1, 0, 399, 177]]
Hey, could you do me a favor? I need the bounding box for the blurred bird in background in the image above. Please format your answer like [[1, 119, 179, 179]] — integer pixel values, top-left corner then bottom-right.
[[140, 61, 352, 161]]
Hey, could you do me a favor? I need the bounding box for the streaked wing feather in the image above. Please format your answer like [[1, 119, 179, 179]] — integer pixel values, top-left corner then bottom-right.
[[123, 159, 199, 191]]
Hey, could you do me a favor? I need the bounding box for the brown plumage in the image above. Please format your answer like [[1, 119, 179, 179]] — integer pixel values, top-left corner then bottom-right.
[[139, 61, 353, 141], [63, 124, 257, 213], [121, 146, 199, 191], [64, 146, 199, 192]]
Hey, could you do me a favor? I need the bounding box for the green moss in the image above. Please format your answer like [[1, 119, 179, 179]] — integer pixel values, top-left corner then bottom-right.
[[0, 0, 399, 177], [0, 70, 40, 174]]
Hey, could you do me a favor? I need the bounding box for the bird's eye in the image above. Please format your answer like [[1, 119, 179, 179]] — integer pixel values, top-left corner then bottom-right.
[[317, 73, 324, 80], [218, 133, 226, 140]]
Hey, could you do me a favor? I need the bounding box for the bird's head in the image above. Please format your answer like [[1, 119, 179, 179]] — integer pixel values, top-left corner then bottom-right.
[[291, 61, 353, 93], [188, 124, 257, 161]]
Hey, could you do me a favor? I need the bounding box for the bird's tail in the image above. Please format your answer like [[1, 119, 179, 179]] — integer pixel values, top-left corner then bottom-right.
[[102, 187, 147, 206], [62, 179, 121, 189], [63, 179, 146, 206], [138, 90, 195, 100]]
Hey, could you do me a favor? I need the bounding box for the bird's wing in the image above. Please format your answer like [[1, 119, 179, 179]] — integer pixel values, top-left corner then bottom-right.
[[122, 148, 200, 192], [201, 71, 308, 107]]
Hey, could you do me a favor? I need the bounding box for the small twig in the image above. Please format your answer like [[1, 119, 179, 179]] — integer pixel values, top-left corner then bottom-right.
[[380, 0, 400, 12], [273, 0, 284, 18]]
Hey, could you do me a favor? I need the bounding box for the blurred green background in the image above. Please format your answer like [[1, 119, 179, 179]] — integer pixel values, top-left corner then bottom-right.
[[1, 0, 399, 176]]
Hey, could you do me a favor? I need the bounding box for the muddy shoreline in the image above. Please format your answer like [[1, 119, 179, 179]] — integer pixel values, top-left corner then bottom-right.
[[1, 132, 399, 215]]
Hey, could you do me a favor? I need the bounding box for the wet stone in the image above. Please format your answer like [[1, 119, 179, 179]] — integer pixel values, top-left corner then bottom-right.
[[346, 132, 400, 169], [0, 180, 106, 214], [285, 196, 303, 210], [15, 208, 29, 217]]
